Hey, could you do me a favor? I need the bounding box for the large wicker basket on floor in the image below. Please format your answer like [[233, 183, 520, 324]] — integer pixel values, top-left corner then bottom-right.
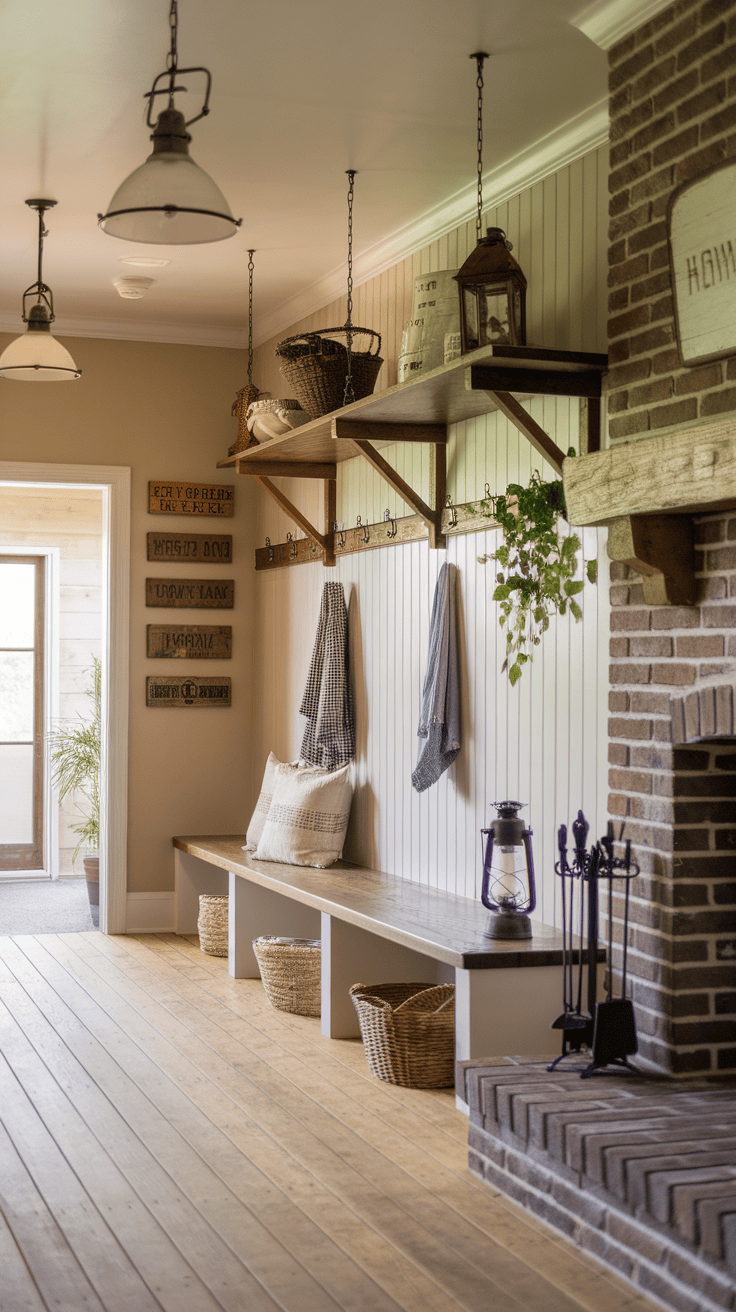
[[252, 936, 321, 1017], [350, 982, 455, 1088], [275, 328, 382, 419], [198, 894, 228, 957]]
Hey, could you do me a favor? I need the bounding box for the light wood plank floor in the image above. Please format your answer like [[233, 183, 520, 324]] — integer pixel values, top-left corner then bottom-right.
[[0, 931, 661, 1312]]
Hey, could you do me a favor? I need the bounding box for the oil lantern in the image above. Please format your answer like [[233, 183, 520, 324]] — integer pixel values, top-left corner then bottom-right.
[[480, 800, 536, 940]]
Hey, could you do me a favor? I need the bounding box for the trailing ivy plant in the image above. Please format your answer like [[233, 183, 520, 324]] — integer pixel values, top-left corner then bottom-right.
[[478, 455, 597, 686]]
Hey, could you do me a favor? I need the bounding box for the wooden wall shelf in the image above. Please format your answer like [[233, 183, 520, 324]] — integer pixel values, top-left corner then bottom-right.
[[219, 343, 608, 568]]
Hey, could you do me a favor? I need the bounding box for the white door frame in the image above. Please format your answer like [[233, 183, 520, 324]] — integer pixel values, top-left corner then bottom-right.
[[0, 463, 130, 933]]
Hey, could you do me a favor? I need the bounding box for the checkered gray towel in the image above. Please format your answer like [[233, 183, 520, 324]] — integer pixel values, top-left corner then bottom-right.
[[300, 581, 355, 770]]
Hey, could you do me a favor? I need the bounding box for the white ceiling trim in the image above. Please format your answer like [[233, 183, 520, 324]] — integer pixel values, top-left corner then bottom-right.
[[0, 314, 248, 351], [254, 97, 610, 347], [0, 95, 609, 354], [571, 0, 674, 50]]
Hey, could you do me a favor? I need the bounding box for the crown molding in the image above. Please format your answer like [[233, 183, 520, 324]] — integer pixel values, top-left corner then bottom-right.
[[254, 97, 610, 347], [0, 313, 247, 351], [570, 0, 674, 50]]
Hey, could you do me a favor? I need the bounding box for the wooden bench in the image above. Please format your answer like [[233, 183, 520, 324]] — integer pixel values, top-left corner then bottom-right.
[[173, 835, 584, 1100]]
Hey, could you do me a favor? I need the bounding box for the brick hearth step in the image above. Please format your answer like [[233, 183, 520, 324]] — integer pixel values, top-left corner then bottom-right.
[[463, 1057, 736, 1312]]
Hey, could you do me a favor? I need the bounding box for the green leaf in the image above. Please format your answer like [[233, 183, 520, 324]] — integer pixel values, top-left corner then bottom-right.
[[569, 599, 582, 621], [587, 559, 598, 584], [564, 579, 584, 596], [509, 663, 522, 686], [493, 584, 510, 601]]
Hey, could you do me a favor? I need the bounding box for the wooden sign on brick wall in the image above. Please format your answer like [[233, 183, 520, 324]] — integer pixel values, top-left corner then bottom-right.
[[668, 158, 736, 366]]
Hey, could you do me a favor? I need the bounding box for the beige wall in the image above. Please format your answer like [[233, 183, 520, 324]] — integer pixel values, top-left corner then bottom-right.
[[0, 335, 256, 894]]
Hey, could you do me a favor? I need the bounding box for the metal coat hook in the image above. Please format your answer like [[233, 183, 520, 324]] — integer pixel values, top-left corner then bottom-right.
[[334, 520, 346, 549], [383, 508, 397, 539], [286, 531, 298, 560], [483, 482, 492, 500], [357, 515, 370, 545], [266, 536, 274, 562], [310, 537, 317, 554], [445, 494, 458, 528]]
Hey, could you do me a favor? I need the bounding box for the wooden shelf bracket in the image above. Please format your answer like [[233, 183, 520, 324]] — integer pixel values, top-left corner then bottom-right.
[[330, 420, 447, 549], [251, 474, 336, 567], [607, 514, 696, 606]]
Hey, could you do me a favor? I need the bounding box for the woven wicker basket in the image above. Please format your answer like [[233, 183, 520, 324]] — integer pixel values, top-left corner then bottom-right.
[[275, 328, 382, 419], [349, 982, 455, 1088], [198, 894, 228, 957], [252, 936, 321, 1017]]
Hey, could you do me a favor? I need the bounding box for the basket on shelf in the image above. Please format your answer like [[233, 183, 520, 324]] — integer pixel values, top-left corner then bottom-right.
[[349, 982, 455, 1088], [197, 894, 228, 957], [275, 327, 382, 420], [252, 936, 321, 1016]]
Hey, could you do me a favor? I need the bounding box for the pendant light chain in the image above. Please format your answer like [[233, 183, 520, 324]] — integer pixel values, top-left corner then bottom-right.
[[472, 52, 488, 244], [343, 169, 356, 407], [36, 205, 49, 305], [247, 249, 254, 388], [167, 0, 179, 97]]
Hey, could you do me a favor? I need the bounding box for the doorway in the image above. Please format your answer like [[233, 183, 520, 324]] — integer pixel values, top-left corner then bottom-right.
[[0, 554, 45, 871], [0, 462, 130, 934]]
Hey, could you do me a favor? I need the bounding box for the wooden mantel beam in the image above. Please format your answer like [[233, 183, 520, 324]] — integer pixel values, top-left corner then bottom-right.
[[562, 418, 736, 526]]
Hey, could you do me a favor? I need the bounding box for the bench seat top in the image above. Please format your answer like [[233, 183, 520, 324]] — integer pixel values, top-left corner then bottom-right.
[[174, 835, 585, 971]]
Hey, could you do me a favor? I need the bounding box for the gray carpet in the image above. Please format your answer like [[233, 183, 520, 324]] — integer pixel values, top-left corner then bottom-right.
[[0, 878, 98, 934]]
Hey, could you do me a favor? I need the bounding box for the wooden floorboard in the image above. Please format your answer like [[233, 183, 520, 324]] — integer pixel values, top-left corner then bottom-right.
[[0, 932, 663, 1312]]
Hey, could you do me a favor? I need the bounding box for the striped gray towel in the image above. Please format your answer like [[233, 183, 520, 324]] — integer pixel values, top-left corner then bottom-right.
[[411, 562, 461, 792], [300, 582, 355, 770]]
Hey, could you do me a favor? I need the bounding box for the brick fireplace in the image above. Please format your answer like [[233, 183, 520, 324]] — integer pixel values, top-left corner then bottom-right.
[[601, 0, 736, 1077]]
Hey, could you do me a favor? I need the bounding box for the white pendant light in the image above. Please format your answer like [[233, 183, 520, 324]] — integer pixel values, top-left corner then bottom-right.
[[98, 0, 241, 245], [0, 200, 81, 382]]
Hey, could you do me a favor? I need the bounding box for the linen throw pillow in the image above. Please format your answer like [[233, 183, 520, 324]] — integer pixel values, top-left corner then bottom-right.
[[243, 752, 299, 851], [253, 762, 353, 869]]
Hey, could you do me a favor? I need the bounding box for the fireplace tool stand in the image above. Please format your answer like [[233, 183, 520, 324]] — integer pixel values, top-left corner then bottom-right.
[[548, 815, 640, 1077]]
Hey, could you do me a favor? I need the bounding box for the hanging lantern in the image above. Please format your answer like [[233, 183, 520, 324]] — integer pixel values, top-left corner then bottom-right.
[[98, 0, 241, 245], [0, 200, 81, 382], [480, 800, 536, 940], [454, 55, 527, 352]]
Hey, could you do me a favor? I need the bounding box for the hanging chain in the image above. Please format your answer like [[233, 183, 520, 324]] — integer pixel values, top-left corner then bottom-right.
[[472, 52, 488, 244], [36, 205, 46, 291], [167, 0, 178, 75], [247, 249, 254, 387], [343, 169, 356, 407]]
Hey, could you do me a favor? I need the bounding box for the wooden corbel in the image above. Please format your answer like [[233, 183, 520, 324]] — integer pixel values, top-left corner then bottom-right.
[[607, 514, 696, 606]]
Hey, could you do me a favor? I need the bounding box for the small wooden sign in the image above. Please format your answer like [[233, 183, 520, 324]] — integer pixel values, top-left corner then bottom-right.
[[146, 578, 234, 608], [668, 158, 736, 365], [147, 531, 232, 563], [149, 481, 234, 517], [146, 676, 232, 707], [146, 625, 232, 659]]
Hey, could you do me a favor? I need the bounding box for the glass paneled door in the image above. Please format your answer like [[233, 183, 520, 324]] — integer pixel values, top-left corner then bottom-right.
[[0, 556, 45, 870]]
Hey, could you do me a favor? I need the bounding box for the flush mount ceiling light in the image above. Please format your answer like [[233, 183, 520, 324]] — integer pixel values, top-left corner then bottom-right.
[[0, 199, 81, 382], [113, 276, 155, 298], [98, 0, 241, 244], [118, 255, 171, 267]]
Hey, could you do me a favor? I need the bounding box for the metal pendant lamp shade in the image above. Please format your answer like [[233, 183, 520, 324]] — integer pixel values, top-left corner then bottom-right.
[[98, 2, 240, 246], [0, 200, 81, 382], [99, 108, 238, 244]]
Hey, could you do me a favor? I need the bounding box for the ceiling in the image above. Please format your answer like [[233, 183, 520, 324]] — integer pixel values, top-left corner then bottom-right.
[[0, 0, 623, 350]]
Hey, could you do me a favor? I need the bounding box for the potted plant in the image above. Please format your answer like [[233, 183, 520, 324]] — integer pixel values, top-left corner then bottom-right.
[[478, 463, 597, 685], [48, 657, 101, 905]]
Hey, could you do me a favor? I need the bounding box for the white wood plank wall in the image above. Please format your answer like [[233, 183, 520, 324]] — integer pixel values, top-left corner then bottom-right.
[[248, 148, 609, 926]]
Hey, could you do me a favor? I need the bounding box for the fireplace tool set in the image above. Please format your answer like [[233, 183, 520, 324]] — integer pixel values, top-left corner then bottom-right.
[[548, 812, 640, 1077]]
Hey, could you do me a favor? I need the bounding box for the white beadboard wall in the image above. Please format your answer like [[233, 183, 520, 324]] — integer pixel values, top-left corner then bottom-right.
[[249, 146, 609, 926]]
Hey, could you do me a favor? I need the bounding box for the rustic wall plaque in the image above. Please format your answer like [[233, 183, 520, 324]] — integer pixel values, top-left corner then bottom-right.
[[668, 159, 736, 365], [146, 625, 232, 659], [147, 531, 232, 563], [149, 481, 234, 517], [146, 578, 234, 608], [146, 676, 232, 707]]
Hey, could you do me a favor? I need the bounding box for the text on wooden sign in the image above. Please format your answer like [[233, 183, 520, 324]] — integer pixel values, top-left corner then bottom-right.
[[146, 676, 232, 707], [149, 481, 234, 516], [147, 625, 232, 659], [146, 578, 234, 608], [668, 159, 736, 365], [147, 532, 232, 562]]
